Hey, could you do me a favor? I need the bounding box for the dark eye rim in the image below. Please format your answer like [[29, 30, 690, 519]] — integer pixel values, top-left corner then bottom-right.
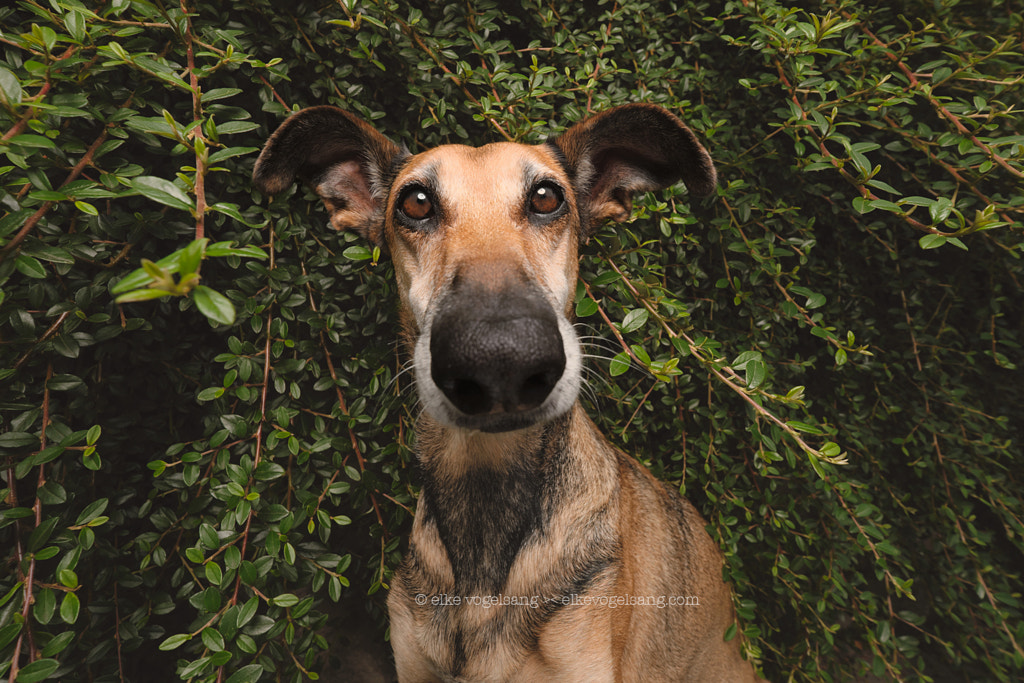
[[396, 184, 437, 224], [528, 180, 566, 216]]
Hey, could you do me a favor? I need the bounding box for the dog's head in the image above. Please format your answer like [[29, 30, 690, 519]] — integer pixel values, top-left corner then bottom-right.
[[254, 104, 716, 434]]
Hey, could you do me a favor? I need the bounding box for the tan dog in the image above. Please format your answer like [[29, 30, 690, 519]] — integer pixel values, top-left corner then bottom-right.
[[254, 103, 763, 682]]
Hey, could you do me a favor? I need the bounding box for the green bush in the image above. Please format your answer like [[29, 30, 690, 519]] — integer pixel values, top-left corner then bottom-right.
[[1, 1, 1021, 681]]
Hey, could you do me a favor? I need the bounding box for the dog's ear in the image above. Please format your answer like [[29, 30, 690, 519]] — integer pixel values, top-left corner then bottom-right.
[[550, 103, 716, 235], [253, 106, 404, 244]]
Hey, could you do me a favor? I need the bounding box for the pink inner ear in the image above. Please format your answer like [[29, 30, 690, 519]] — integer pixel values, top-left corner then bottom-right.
[[588, 157, 651, 223], [316, 159, 376, 223]]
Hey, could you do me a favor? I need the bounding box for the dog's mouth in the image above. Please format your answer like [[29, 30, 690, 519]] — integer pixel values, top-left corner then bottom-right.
[[413, 289, 581, 433]]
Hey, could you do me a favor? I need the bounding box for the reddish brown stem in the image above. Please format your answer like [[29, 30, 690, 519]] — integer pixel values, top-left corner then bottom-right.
[[1, 46, 77, 141], [0, 93, 135, 263], [848, 12, 1023, 180], [7, 364, 53, 682], [180, 0, 206, 239]]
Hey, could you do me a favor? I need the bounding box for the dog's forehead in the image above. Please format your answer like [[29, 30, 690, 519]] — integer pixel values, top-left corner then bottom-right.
[[395, 141, 569, 190]]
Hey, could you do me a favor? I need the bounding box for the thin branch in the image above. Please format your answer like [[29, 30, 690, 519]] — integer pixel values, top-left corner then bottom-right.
[[180, 0, 206, 240], [1, 46, 77, 141], [0, 93, 135, 263], [395, 17, 514, 142], [601, 257, 844, 466], [848, 13, 1023, 179], [7, 364, 52, 681], [13, 311, 71, 370]]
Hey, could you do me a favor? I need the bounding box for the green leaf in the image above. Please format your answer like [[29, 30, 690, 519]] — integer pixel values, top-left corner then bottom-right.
[[919, 234, 947, 250], [115, 288, 173, 303], [201, 88, 243, 102], [37, 481, 67, 505], [851, 196, 873, 214], [239, 561, 258, 585], [788, 420, 825, 435], [0, 209, 34, 238], [732, 350, 762, 367], [201, 626, 225, 651], [112, 250, 184, 293], [192, 286, 235, 325], [591, 271, 621, 286], [343, 246, 372, 261], [130, 176, 194, 212], [619, 308, 648, 333], [64, 10, 86, 42], [82, 451, 102, 471], [791, 286, 825, 309], [15, 658, 59, 683], [224, 664, 264, 683], [197, 387, 224, 401], [0, 432, 39, 449], [238, 596, 259, 627], [158, 633, 191, 651], [32, 586, 55, 623], [216, 120, 259, 135], [179, 238, 208, 276], [207, 146, 259, 163], [272, 593, 299, 607], [236, 634, 258, 654], [929, 197, 953, 224], [75, 498, 108, 526], [40, 630, 74, 657], [866, 178, 899, 194], [0, 622, 22, 649], [58, 569, 78, 589], [15, 254, 48, 279], [60, 591, 80, 624], [208, 202, 266, 228], [204, 242, 267, 259], [75, 200, 99, 216], [820, 442, 842, 457], [199, 523, 219, 549], [745, 360, 767, 390], [205, 561, 223, 585], [9, 134, 57, 150], [609, 351, 630, 376], [575, 298, 599, 318], [47, 374, 85, 391], [0, 66, 23, 106]]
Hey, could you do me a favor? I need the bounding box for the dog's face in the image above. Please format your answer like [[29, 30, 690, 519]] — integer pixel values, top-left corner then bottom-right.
[[253, 104, 716, 434], [386, 142, 583, 433]]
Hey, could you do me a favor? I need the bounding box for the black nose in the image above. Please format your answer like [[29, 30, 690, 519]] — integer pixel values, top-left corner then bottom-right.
[[430, 290, 565, 417]]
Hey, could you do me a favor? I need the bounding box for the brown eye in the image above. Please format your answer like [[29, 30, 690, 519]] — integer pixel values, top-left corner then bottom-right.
[[529, 183, 563, 215], [399, 187, 434, 221]]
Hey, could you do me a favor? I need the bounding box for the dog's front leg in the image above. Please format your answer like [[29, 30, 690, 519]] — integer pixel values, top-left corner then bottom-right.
[[388, 595, 443, 683]]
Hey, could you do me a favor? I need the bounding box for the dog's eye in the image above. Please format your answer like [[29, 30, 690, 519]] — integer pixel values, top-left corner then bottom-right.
[[399, 187, 434, 221], [529, 183, 563, 215]]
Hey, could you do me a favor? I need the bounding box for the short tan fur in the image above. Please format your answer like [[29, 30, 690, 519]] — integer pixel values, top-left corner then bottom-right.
[[254, 103, 765, 683]]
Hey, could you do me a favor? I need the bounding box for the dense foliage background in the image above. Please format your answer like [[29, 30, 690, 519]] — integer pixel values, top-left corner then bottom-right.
[[1, 1, 1022, 681]]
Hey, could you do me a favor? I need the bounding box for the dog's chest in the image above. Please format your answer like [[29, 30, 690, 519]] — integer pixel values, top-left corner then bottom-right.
[[415, 591, 618, 683]]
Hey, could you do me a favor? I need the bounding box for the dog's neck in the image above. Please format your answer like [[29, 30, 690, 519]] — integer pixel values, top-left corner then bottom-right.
[[412, 408, 575, 593]]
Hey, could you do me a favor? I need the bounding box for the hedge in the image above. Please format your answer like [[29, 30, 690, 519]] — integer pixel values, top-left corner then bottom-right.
[[1, 1, 1021, 681]]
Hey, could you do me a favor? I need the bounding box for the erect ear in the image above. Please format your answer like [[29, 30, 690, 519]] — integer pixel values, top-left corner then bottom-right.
[[253, 106, 405, 244], [549, 103, 717, 235]]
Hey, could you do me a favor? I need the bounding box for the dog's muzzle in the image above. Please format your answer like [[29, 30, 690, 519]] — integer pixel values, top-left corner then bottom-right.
[[428, 286, 567, 430]]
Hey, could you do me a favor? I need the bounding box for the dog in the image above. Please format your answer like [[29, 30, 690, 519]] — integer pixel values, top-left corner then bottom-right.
[[254, 103, 764, 682]]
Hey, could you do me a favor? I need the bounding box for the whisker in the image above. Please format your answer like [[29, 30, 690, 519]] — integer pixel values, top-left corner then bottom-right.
[[385, 358, 418, 393]]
